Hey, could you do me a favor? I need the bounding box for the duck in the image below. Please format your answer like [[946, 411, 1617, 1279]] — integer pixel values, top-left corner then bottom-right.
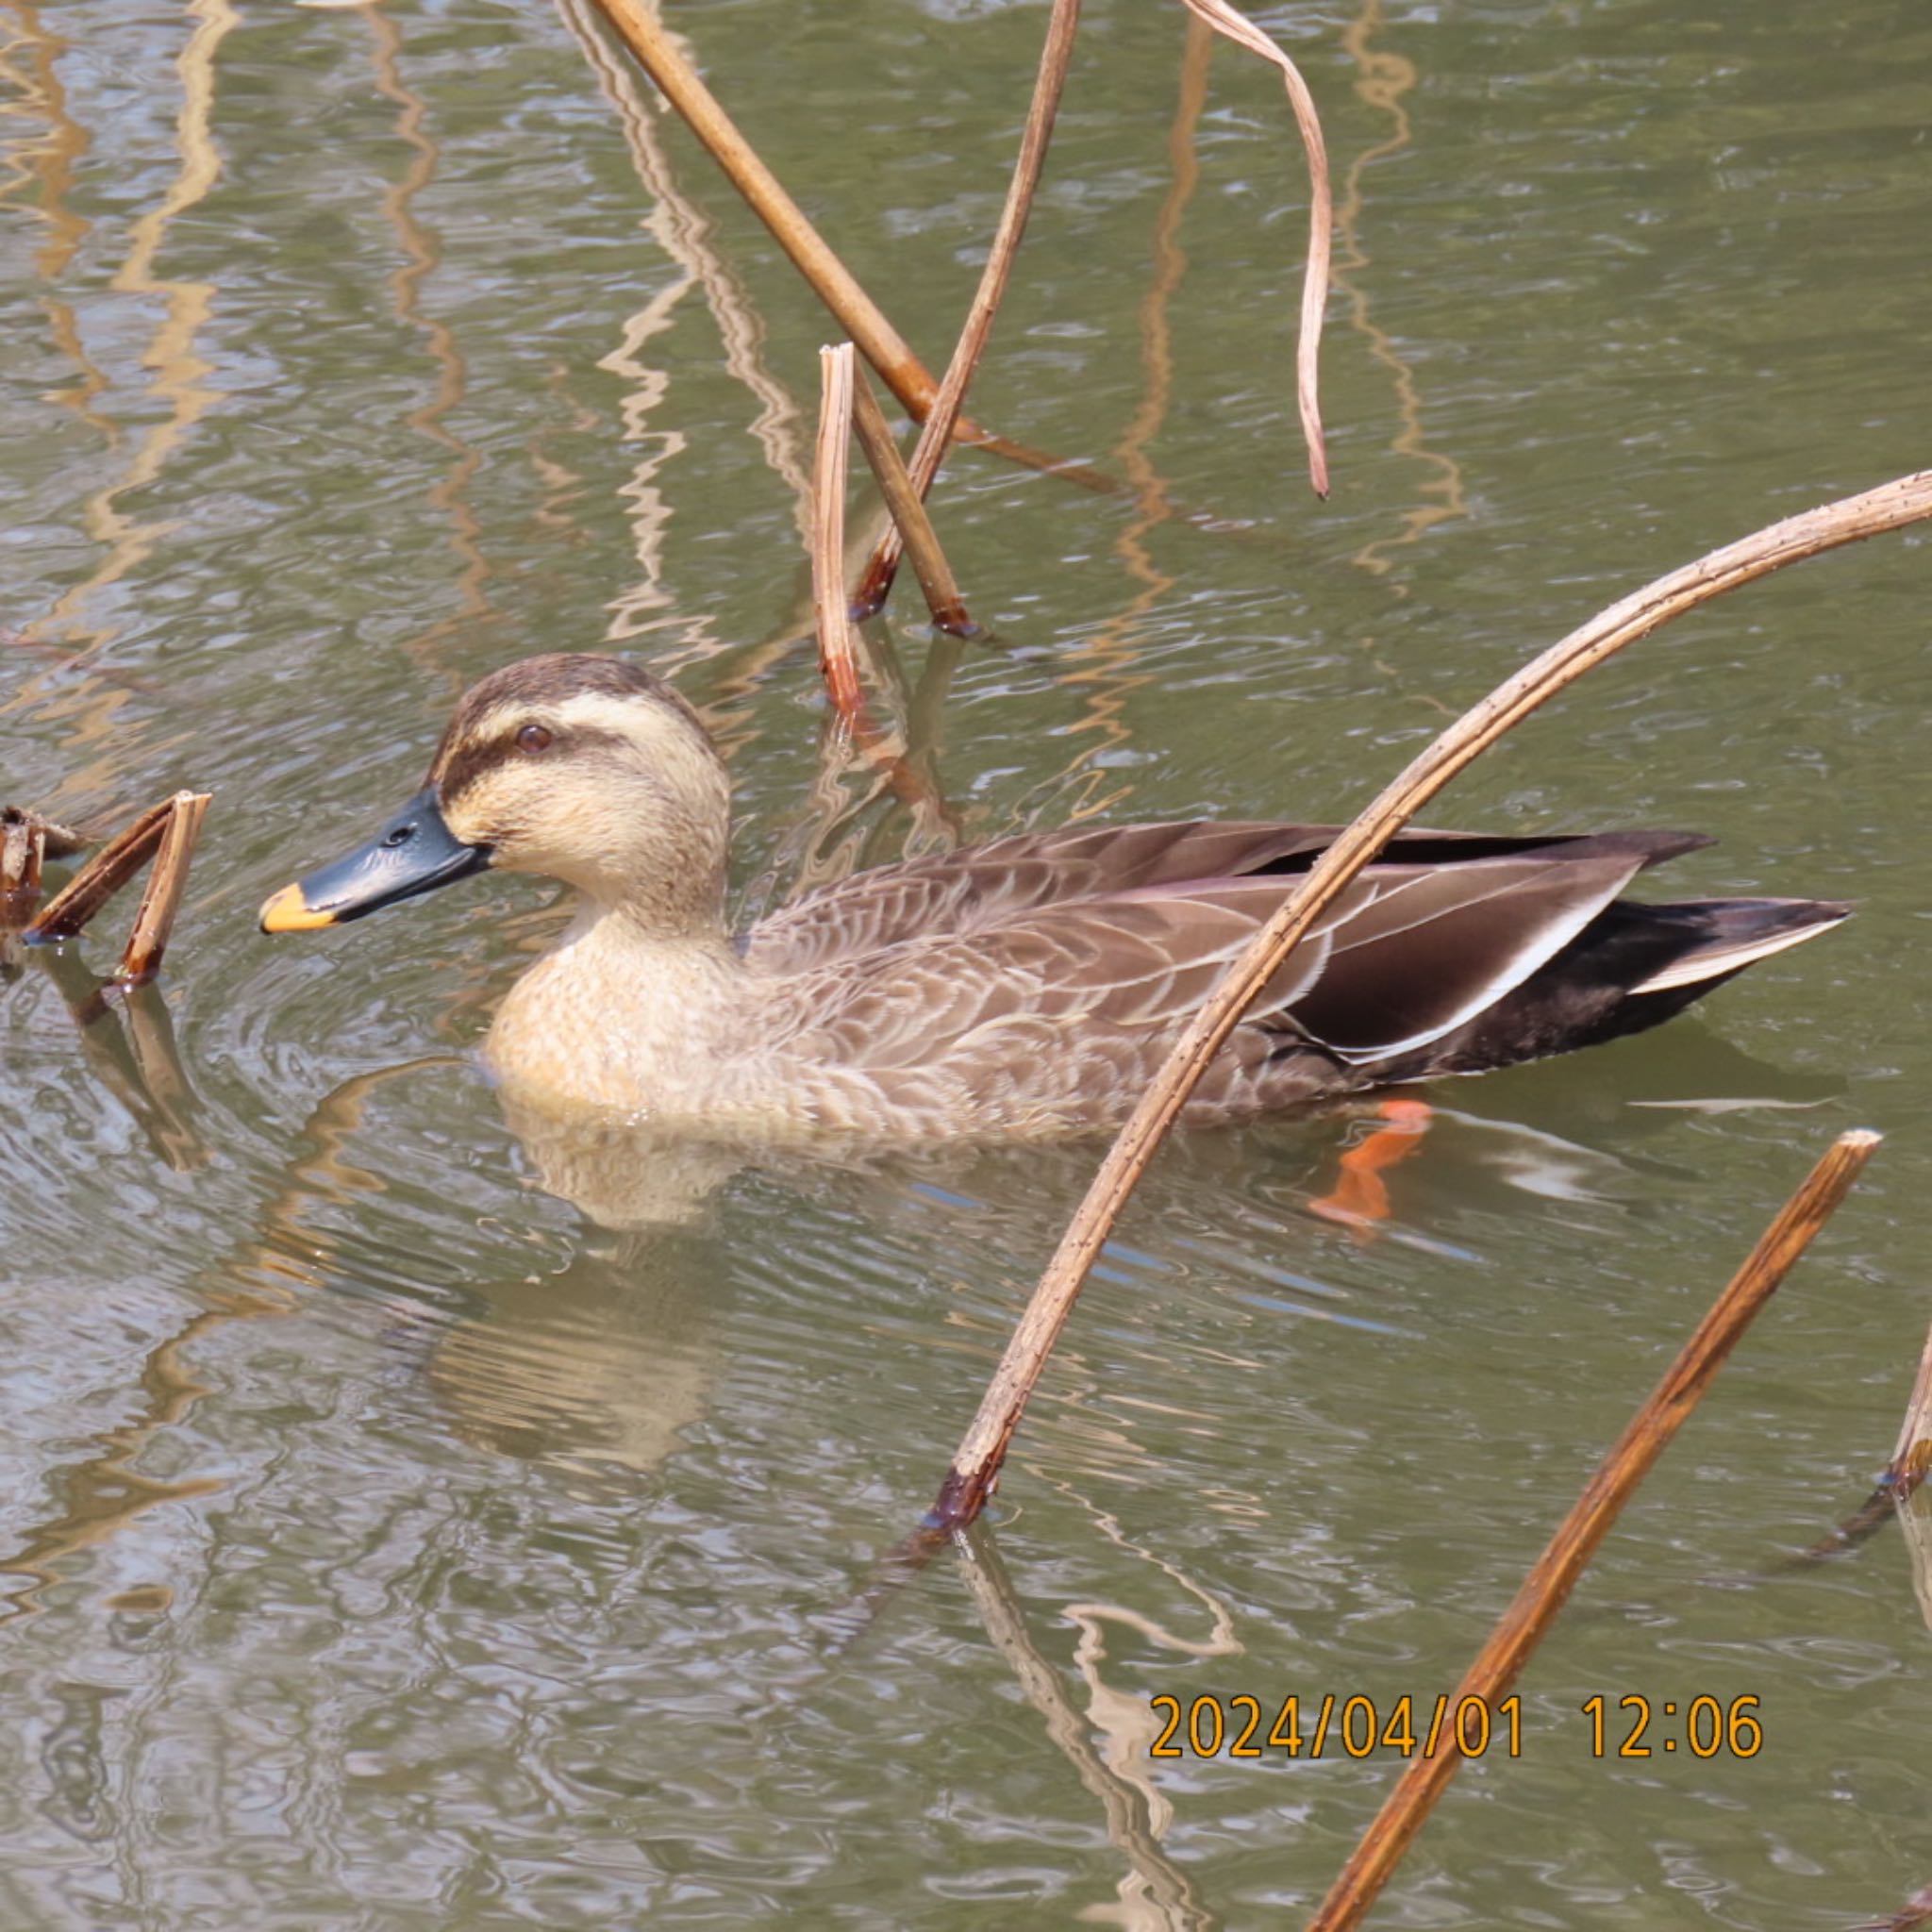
[[259, 652, 1849, 1139]]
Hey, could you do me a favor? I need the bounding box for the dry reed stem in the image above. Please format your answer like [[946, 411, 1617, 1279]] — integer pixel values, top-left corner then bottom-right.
[[852, 0, 1083, 617], [1173, 0, 1332, 495], [811, 344, 867, 726], [579, 0, 1252, 521], [1898, 1384, 1932, 1639], [24, 796, 177, 941], [1886, 1319, 1932, 1500], [848, 364, 975, 636], [1797, 1316, 1932, 1561], [2, 808, 89, 908], [1305, 1128, 1879, 1932], [927, 467, 1932, 1534], [1856, 1884, 1932, 1932], [588, 0, 940, 421], [1, 808, 47, 904], [117, 791, 209, 985]]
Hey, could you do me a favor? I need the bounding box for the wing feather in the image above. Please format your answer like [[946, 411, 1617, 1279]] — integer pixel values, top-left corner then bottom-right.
[[752, 824, 1698, 1083], [748, 821, 1344, 973]]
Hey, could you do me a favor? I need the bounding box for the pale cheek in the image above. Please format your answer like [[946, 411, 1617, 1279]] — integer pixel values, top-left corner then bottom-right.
[[500, 800, 645, 881], [444, 807, 510, 852], [445, 772, 552, 857]]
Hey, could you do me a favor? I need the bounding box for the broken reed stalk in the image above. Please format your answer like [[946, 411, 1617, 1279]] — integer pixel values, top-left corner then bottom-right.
[[927, 466, 1932, 1535], [1305, 1128, 1880, 1932], [1796, 1319, 1932, 1561], [2, 808, 90, 908], [21, 791, 209, 982], [117, 791, 209, 985], [848, 363, 976, 637], [850, 0, 1082, 618], [582, 0, 1141, 509], [811, 344, 867, 725], [24, 796, 177, 941], [1859, 1881, 1932, 1932], [1174, 0, 1332, 495], [587, 0, 939, 421], [1, 808, 47, 904], [1885, 1319, 1932, 1503]]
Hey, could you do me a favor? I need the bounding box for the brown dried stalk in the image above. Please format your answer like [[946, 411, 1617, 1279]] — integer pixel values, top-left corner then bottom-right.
[[117, 791, 209, 985], [1886, 1319, 1932, 1502], [24, 796, 177, 941], [848, 363, 975, 637], [41, 817, 87, 859], [851, 0, 1083, 618], [1174, 0, 1332, 495], [1854, 1884, 1932, 1932], [811, 344, 867, 726], [1305, 1129, 1879, 1932], [587, 0, 940, 422], [582, 0, 1152, 513], [1806, 1318, 1932, 1560], [22, 790, 209, 986], [578, 0, 1271, 525], [927, 466, 1932, 1535], [2, 808, 47, 905], [1, 807, 89, 910]]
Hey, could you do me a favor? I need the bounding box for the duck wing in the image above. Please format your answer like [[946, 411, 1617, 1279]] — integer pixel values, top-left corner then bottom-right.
[[743, 821, 1324, 973], [764, 829, 1709, 1087], [743, 819, 1673, 976]]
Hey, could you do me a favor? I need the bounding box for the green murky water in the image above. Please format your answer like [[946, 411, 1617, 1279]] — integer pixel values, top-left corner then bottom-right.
[[3, 0, 1929, 1924]]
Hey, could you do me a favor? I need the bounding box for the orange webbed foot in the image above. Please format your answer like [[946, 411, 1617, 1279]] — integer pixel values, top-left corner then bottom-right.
[[1310, 1099, 1435, 1239]]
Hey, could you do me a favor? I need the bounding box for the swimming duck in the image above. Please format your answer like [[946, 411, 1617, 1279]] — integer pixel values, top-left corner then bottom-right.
[[259, 653, 1848, 1137]]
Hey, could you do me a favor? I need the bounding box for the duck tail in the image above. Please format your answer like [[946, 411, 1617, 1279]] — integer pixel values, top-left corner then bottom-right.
[[1624, 896, 1853, 995], [1377, 892, 1852, 1082]]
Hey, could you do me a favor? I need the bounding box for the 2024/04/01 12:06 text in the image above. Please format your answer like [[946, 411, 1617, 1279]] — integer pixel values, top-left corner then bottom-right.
[[1147, 1693, 1765, 1760]]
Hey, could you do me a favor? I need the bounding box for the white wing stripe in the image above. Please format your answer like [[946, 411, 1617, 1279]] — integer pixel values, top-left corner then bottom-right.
[[1628, 916, 1847, 993], [1322, 886, 1627, 1065]]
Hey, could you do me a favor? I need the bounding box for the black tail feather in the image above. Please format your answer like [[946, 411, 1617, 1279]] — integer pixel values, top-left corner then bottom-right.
[[1377, 895, 1850, 1081]]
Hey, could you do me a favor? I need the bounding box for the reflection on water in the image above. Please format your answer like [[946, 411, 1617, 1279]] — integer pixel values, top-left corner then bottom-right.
[[1, 0, 1927, 1923], [1332, 0, 1469, 586], [28, 947, 207, 1171], [31, 0, 235, 664], [953, 1519, 1222, 1932], [424, 1248, 713, 1486], [557, 0, 814, 649], [1, 0, 116, 444], [366, 3, 496, 688], [231, 1058, 722, 1491]]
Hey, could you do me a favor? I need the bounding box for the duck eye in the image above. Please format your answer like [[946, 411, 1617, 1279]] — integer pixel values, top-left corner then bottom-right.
[[516, 723, 554, 755]]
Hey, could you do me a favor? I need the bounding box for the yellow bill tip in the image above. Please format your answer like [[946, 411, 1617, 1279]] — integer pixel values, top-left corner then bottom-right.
[[258, 882, 337, 934]]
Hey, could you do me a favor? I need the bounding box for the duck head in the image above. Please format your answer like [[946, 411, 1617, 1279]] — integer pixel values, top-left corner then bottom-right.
[[259, 653, 731, 938]]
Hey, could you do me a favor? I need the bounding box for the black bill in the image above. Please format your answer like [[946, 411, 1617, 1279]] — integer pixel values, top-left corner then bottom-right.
[[259, 787, 491, 932]]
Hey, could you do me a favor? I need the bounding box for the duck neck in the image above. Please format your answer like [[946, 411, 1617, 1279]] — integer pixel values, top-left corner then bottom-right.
[[575, 874, 734, 959], [530, 756, 736, 941], [561, 834, 731, 948], [487, 882, 744, 1114]]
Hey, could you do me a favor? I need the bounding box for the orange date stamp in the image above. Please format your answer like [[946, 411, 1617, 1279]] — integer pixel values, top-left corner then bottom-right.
[[1148, 1692, 1764, 1760], [1150, 1692, 1524, 1761], [1579, 1694, 1762, 1757]]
